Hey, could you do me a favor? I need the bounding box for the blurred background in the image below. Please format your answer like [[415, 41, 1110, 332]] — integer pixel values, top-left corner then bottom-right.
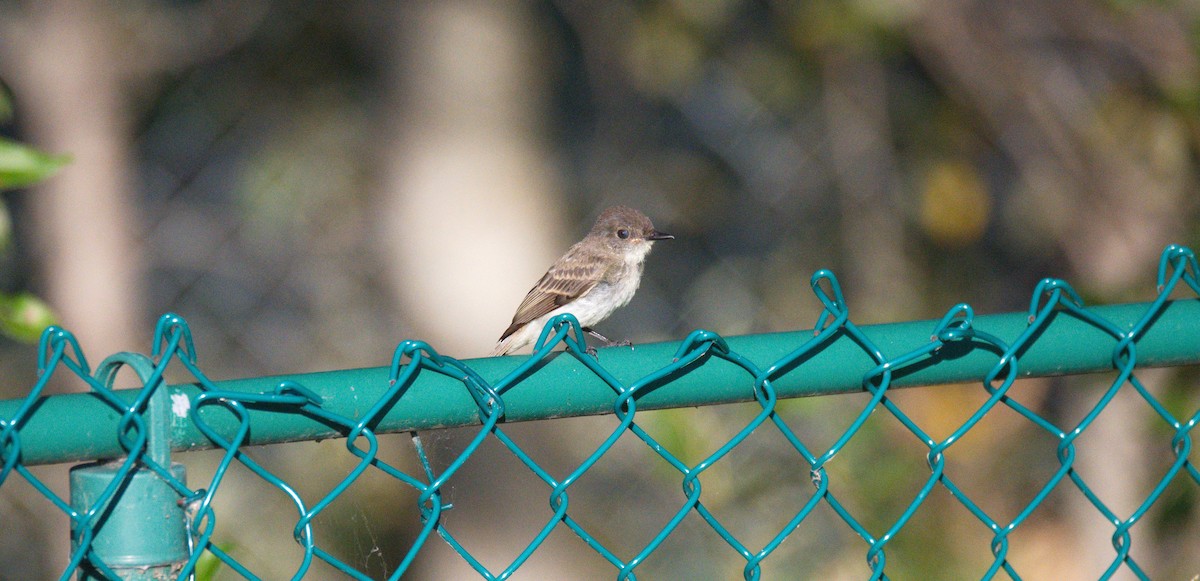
[[1, 0, 1198, 579]]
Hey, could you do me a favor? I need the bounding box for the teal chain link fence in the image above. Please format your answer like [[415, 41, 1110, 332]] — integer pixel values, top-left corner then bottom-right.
[[2, 244, 1198, 580]]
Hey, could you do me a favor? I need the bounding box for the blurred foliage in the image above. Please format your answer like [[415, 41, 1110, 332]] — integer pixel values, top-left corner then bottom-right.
[[0, 89, 60, 342], [0, 136, 70, 193], [0, 89, 68, 192], [919, 159, 991, 246], [193, 542, 236, 581], [0, 292, 56, 343]]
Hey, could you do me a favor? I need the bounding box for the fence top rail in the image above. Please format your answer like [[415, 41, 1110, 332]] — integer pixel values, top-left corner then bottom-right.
[[4, 295, 1198, 467]]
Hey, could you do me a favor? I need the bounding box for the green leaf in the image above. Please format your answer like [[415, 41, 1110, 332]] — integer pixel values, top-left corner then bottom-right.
[[0, 292, 57, 343], [195, 542, 237, 581], [0, 137, 70, 191]]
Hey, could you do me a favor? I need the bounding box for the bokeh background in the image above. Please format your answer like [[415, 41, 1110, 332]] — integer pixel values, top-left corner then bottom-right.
[[1, 0, 1198, 579]]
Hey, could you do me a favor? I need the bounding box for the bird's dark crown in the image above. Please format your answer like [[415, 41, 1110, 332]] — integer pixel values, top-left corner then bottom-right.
[[589, 206, 670, 242]]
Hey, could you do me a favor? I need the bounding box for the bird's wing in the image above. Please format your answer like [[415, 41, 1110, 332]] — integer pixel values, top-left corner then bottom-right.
[[498, 244, 606, 341]]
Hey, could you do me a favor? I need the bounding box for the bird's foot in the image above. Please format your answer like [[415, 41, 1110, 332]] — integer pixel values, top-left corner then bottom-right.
[[584, 327, 634, 348], [582, 328, 635, 360]]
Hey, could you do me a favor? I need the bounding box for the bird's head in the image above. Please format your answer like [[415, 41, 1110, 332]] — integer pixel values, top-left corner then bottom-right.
[[589, 206, 673, 255]]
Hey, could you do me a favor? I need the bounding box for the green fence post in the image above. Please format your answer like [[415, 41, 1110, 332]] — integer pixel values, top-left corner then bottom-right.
[[68, 354, 189, 580], [69, 462, 188, 580]]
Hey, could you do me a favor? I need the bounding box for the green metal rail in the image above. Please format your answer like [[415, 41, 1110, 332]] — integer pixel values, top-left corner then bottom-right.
[[1, 244, 1198, 580], [6, 300, 1199, 467]]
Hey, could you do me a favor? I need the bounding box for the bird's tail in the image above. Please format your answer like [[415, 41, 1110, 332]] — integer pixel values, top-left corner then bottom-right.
[[490, 322, 535, 357], [490, 338, 512, 357]]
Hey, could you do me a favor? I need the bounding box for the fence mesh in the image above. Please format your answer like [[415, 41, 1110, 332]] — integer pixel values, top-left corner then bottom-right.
[[2, 244, 1199, 580]]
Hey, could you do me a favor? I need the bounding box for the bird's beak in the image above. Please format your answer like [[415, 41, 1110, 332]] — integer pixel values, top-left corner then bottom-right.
[[648, 230, 674, 241]]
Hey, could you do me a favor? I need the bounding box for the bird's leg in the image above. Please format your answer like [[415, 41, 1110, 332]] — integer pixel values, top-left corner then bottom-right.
[[583, 327, 632, 348]]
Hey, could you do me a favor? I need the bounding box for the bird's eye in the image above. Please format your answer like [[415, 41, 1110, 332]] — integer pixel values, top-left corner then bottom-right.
[[617, 229, 630, 239]]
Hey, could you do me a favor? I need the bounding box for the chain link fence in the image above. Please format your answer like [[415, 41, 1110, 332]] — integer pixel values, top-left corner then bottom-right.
[[1, 243, 1198, 580]]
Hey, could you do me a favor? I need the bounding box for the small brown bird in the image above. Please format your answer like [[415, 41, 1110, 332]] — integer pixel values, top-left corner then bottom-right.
[[491, 206, 673, 356]]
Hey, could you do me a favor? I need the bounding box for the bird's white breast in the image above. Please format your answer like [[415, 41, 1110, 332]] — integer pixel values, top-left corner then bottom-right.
[[548, 242, 648, 328]]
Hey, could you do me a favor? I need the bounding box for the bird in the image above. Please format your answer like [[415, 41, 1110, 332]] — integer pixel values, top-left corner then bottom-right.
[[491, 206, 672, 356]]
